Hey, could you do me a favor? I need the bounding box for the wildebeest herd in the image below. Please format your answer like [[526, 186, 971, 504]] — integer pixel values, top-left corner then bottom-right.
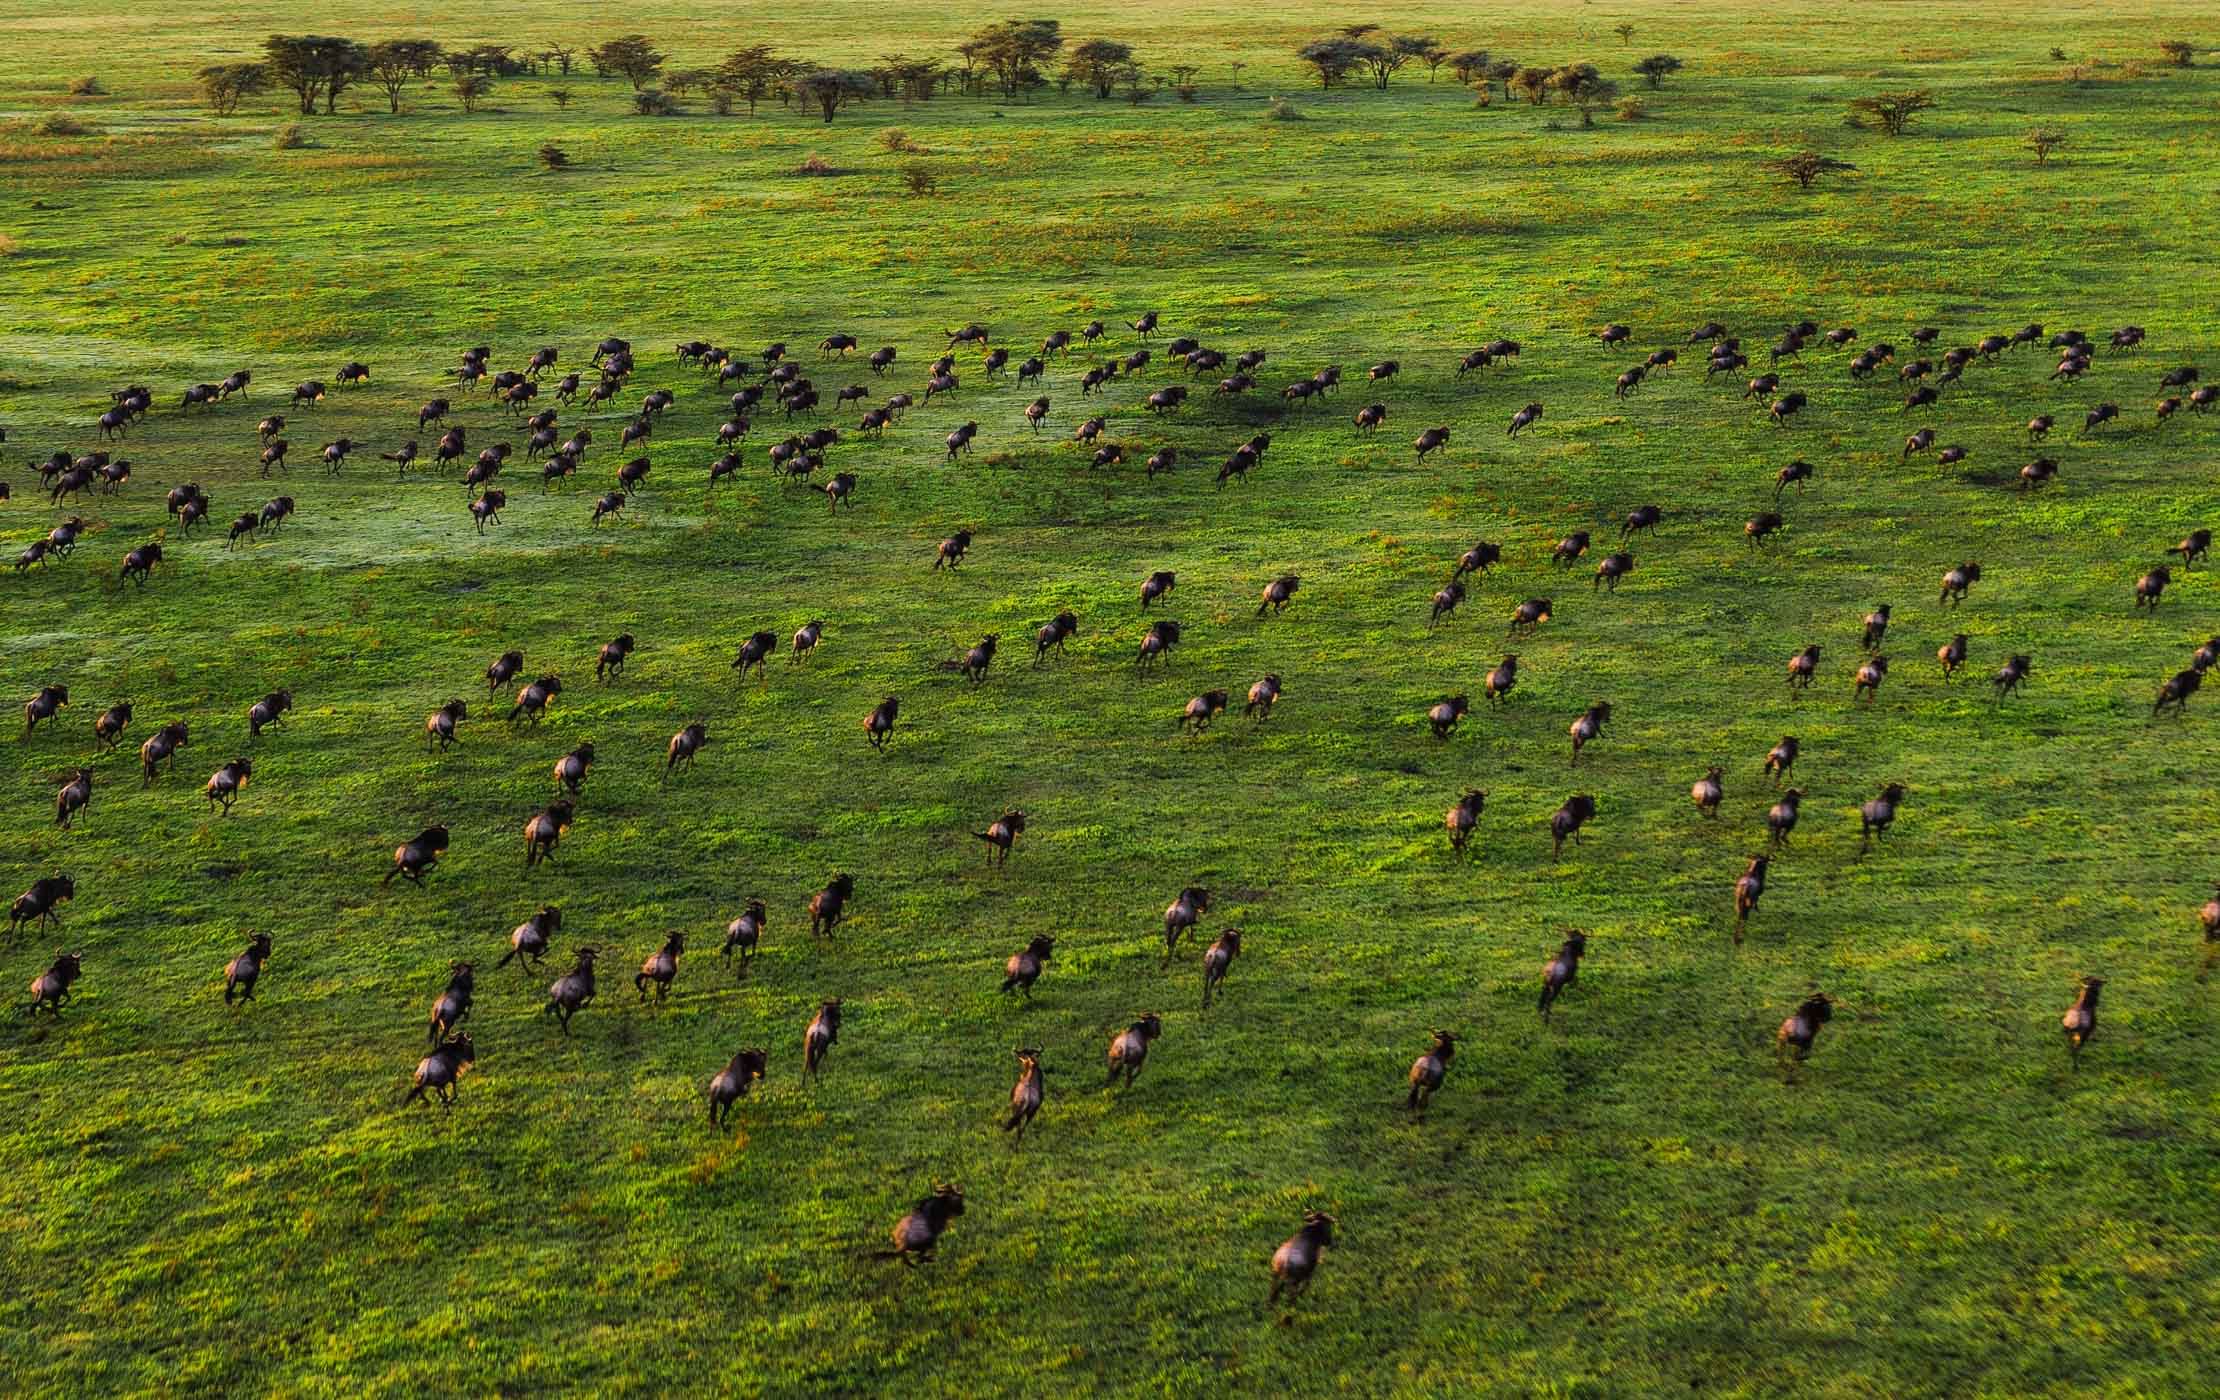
[[6, 305, 2212, 1302]]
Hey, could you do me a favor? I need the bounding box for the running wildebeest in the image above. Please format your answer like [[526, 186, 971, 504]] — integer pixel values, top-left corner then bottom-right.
[[2060, 975, 2103, 1068], [870, 1183, 965, 1265], [553, 742, 594, 796], [499, 905, 561, 971], [810, 874, 857, 938], [523, 798, 574, 868], [2136, 566, 2171, 610], [1034, 610, 1079, 664], [636, 931, 684, 1002], [1245, 674, 1282, 721], [1001, 935, 1055, 998], [804, 997, 842, 1080], [1993, 654, 2032, 699], [382, 825, 450, 887], [1550, 795, 1597, 857], [9, 875, 73, 935], [24, 685, 68, 736], [1406, 1029, 1456, 1112], [975, 809, 1026, 865], [1787, 644, 1821, 693], [1767, 788, 1804, 848], [427, 960, 473, 1041], [863, 696, 899, 751], [664, 722, 709, 780], [1106, 1013, 1163, 1089], [404, 1033, 475, 1108], [25, 951, 81, 1015], [1568, 702, 1612, 765], [1257, 574, 1300, 617], [1267, 1210, 1337, 1308], [204, 758, 252, 815], [53, 768, 91, 828], [1692, 765, 1724, 818], [424, 698, 467, 751], [934, 530, 972, 570], [1776, 992, 1834, 1073], [224, 933, 273, 1005], [1509, 598, 1552, 636], [595, 634, 635, 681], [1940, 562, 1982, 605], [1137, 619, 1182, 671], [1860, 783, 1908, 851], [139, 720, 188, 786], [707, 1049, 769, 1126], [1854, 654, 1890, 703], [508, 673, 562, 725], [1181, 690, 1229, 733], [1141, 570, 1176, 609], [1732, 856, 1769, 945], [93, 702, 131, 751], [1428, 693, 1469, 739], [543, 946, 599, 1031]]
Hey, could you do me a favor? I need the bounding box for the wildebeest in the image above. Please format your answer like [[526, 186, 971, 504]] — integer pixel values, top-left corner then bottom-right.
[[1001, 935, 1055, 998], [1430, 580, 1465, 629], [1428, 694, 1469, 739], [139, 720, 189, 787], [732, 629, 778, 682], [934, 530, 972, 570], [1258, 574, 1300, 616], [1181, 690, 1229, 733], [636, 931, 685, 1002], [1860, 783, 1908, 851], [707, 1049, 769, 1126], [1034, 610, 1079, 664], [1553, 532, 1591, 566], [2136, 566, 2171, 610], [1538, 933, 1586, 1020], [24, 685, 68, 736], [1992, 654, 2032, 699], [26, 951, 82, 1015], [204, 758, 252, 815], [1106, 1013, 1163, 1089], [507, 673, 562, 725], [1568, 702, 1612, 764], [809, 873, 857, 938], [1137, 619, 1182, 671], [1510, 598, 1552, 636], [1776, 992, 1834, 1072], [1732, 856, 1769, 945], [120, 542, 163, 586], [1787, 644, 1821, 693], [382, 825, 450, 887], [1550, 795, 1597, 857], [1767, 788, 1804, 847], [553, 742, 595, 796], [499, 905, 561, 971], [1268, 1210, 1337, 1307], [871, 1183, 965, 1265], [427, 960, 473, 1040], [595, 633, 636, 681], [720, 899, 768, 974], [9, 875, 73, 935], [2060, 975, 2104, 1067], [224, 933, 273, 1006], [404, 1033, 475, 1108], [1507, 401, 1544, 436], [954, 633, 999, 683], [975, 809, 1027, 865], [543, 946, 600, 1031], [523, 798, 574, 868], [93, 702, 132, 751], [664, 722, 709, 780], [1854, 654, 1890, 703], [1940, 561, 1982, 605], [424, 698, 467, 751], [804, 998, 843, 1080], [1692, 765, 1724, 818], [1938, 633, 1968, 678], [1596, 550, 1636, 587], [1245, 674, 1282, 722], [1406, 1029, 1456, 1112], [2173, 529, 2211, 567], [1161, 886, 1210, 965], [1141, 570, 1176, 609], [863, 695, 900, 751]]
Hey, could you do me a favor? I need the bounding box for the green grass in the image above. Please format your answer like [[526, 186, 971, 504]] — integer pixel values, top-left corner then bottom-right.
[[3, 3, 2219, 1394]]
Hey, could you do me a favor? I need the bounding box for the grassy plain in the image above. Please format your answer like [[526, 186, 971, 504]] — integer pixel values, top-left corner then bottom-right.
[[2, 2, 2219, 1394]]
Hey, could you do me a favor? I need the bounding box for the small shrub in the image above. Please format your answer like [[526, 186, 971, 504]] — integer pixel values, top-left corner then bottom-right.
[[1471, 84, 1492, 108], [0, 234, 23, 257], [2119, 61, 2149, 80], [548, 88, 574, 110], [876, 126, 924, 153], [2025, 129, 2064, 162], [707, 89, 733, 115], [2049, 47, 2069, 62], [1266, 96, 1305, 121], [1616, 95, 1647, 120], [1176, 84, 1198, 103], [68, 76, 103, 96], [2159, 40, 2194, 67], [900, 163, 936, 196], [538, 143, 570, 170], [794, 152, 835, 175], [36, 113, 95, 136], [272, 123, 307, 150], [632, 90, 676, 116]]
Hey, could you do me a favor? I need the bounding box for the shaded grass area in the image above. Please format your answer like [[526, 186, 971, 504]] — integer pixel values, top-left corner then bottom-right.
[[3, 2, 2220, 1394]]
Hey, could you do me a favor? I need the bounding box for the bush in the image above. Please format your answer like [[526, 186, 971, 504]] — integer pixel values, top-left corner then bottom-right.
[[538, 144, 570, 170], [35, 113, 95, 136], [2159, 40, 2194, 67], [900, 162, 937, 196], [1266, 96, 1305, 121], [631, 90, 676, 117], [67, 76, 103, 96], [876, 126, 924, 153], [794, 153, 835, 175], [272, 122, 307, 150], [2025, 128, 2064, 163], [1471, 84, 1492, 108], [548, 87, 573, 110], [1616, 95, 1647, 120], [707, 89, 733, 115], [0, 234, 22, 258], [1176, 84, 1198, 103]]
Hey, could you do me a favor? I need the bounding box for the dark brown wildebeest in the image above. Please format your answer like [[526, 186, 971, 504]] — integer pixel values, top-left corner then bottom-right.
[[1137, 619, 1182, 671], [1430, 579, 1466, 629], [1614, 365, 1646, 399], [139, 721, 189, 787], [595, 634, 635, 682], [1732, 855, 1769, 945], [508, 674, 562, 725], [552, 741, 593, 797], [469, 489, 506, 533], [24, 685, 68, 736], [9, 875, 74, 935], [2018, 458, 2058, 492], [1938, 633, 1968, 678], [1992, 654, 2032, 699], [1775, 460, 1814, 498], [26, 950, 82, 1015], [1596, 323, 1631, 347], [1161, 887, 1210, 964], [1181, 690, 1230, 733], [1354, 402, 1386, 434], [1483, 654, 1519, 707], [524, 798, 574, 867], [423, 698, 467, 752], [934, 530, 972, 570], [1940, 561, 1982, 605], [636, 931, 685, 1002], [1145, 446, 1179, 478], [258, 496, 295, 532], [1692, 765, 1724, 818], [732, 630, 777, 682], [1001, 935, 1054, 998], [1861, 605, 1891, 651], [590, 490, 624, 526], [2060, 975, 2103, 1067], [863, 695, 899, 752], [1766, 788, 1804, 848], [1105, 1013, 1163, 1089], [427, 960, 474, 1041], [499, 905, 562, 971], [2173, 529, 2211, 567], [1539, 933, 1587, 1020], [1776, 992, 1833, 1074], [485, 649, 524, 698], [803, 998, 843, 1079], [1245, 674, 1283, 721], [1446, 785, 1486, 853], [1406, 1029, 1457, 1112], [954, 634, 999, 683], [204, 758, 252, 815], [1550, 795, 1597, 857], [93, 702, 132, 751], [1454, 541, 1501, 579], [1553, 532, 1591, 567], [53, 768, 92, 828], [404, 1032, 475, 1108], [543, 946, 599, 1031], [720, 899, 768, 974], [1509, 598, 1552, 636], [1854, 654, 1890, 703], [791, 619, 824, 663], [975, 809, 1027, 865], [120, 542, 163, 586], [2027, 414, 2054, 442], [382, 825, 450, 888], [1003, 1050, 1045, 1143], [2136, 566, 2171, 610], [224, 933, 274, 1006], [1568, 702, 1612, 765], [1508, 401, 1544, 436], [1258, 574, 1300, 617], [1268, 1210, 1337, 1307], [664, 722, 709, 780], [1414, 425, 1450, 460], [230, 511, 264, 549], [2156, 667, 2203, 716], [1595, 550, 1635, 589], [810, 874, 857, 937], [1141, 570, 1176, 609], [1860, 783, 1908, 851], [707, 1049, 769, 1127], [1769, 391, 1809, 425], [1199, 929, 1242, 1008], [1787, 645, 1821, 693], [1428, 694, 1469, 739], [1764, 735, 1800, 788], [1034, 610, 1079, 664], [871, 1183, 966, 1265]]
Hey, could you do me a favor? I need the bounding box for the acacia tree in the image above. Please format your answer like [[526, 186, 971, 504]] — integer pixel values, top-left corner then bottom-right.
[[265, 35, 368, 115], [969, 20, 1062, 98], [793, 68, 874, 122], [1487, 59, 1519, 99], [545, 46, 576, 76], [2159, 40, 2194, 67], [589, 35, 665, 90], [1614, 23, 1636, 46], [1550, 66, 1617, 125], [2025, 129, 2064, 163], [1762, 150, 1856, 189], [366, 40, 443, 113], [1296, 37, 1370, 88], [1510, 65, 1552, 104], [1065, 38, 1134, 97], [1395, 35, 1446, 80], [715, 46, 790, 115], [1849, 89, 1936, 135], [1446, 49, 1490, 85], [1633, 54, 1683, 88], [453, 74, 491, 113], [197, 63, 268, 116]]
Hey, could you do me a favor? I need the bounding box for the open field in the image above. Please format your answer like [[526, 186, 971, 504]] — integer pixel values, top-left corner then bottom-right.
[[3, 3, 2219, 1394]]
